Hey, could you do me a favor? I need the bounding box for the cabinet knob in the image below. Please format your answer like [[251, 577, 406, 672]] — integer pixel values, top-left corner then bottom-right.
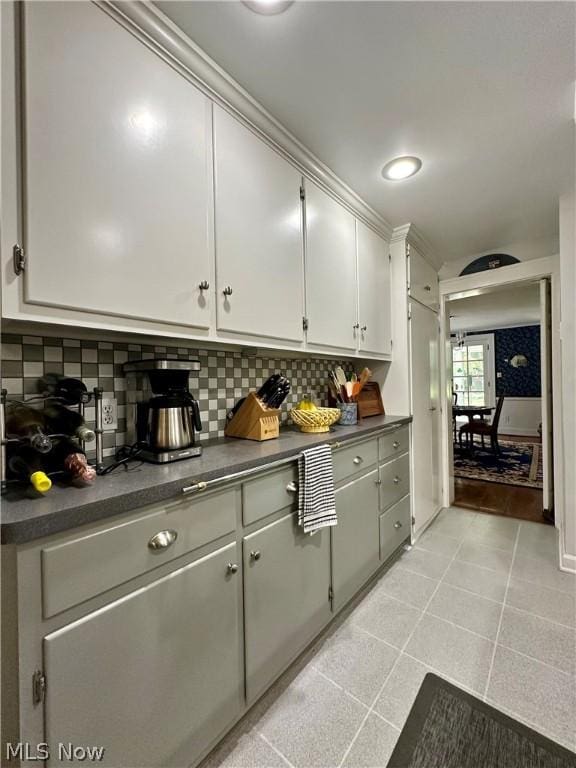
[[353, 323, 360, 330], [286, 481, 298, 493], [393, 476, 400, 484], [223, 286, 233, 297], [198, 280, 210, 291], [353, 456, 364, 465], [227, 563, 239, 574], [393, 521, 403, 529], [148, 529, 178, 551], [249, 550, 262, 562], [393, 441, 400, 449], [361, 325, 367, 332], [374, 479, 382, 486], [424, 285, 432, 292]]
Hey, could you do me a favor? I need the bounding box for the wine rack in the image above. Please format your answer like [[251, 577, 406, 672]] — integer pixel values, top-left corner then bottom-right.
[[0, 386, 104, 491]]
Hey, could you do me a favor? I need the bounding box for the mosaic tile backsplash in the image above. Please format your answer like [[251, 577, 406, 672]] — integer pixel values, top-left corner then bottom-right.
[[1, 333, 353, 458]]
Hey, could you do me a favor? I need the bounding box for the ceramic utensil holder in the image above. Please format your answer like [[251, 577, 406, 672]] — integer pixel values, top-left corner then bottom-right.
[[337, 402, 358, 425]]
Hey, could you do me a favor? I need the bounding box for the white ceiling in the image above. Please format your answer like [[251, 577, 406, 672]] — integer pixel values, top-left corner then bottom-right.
[[157, 1, 575, 264], [449, 283, 541, 332]]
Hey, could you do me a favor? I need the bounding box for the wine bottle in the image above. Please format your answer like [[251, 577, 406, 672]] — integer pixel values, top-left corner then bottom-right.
[[50, 439, 96, 486], [8, 447, 52, 493], [40, 374, 90, 405], [43, 404, 95, 443], [5, 405, 53, 454]]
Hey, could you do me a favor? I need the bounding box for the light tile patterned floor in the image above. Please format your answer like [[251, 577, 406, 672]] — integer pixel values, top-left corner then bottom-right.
[[204, 508, 576, 768]]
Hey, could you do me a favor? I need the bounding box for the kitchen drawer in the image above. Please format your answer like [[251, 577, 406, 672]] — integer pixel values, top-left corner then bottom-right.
[[42, 487, 238, 618], [379, 426, 409, 463], [380, 495, 411, 562], [243, 464, 298, 526], [379, 453, 410, 512], [332, 438, 378, 485]]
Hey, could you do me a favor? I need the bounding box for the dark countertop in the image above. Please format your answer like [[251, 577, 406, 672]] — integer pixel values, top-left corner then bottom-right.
[[1, 414, 410, 545]]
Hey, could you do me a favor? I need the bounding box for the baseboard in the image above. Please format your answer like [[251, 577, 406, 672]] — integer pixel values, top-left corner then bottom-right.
[[559, 547, 576, 574], [497, 428, 540, 437], [413, 505, 443, 542]]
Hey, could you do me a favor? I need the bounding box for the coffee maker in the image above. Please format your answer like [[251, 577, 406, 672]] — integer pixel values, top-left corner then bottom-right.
[[123, 359, 202, 464]]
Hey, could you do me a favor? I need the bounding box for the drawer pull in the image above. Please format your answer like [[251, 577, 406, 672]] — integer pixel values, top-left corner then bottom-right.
[[227, 563, 239, 574], [286, 481, 298, 493], [250, 550, 262, 562], [375, 479, 382, 486], [393, 521, 403, 530], [148, 529, 178, 551], [393, 441, 400, 449], [353, 456, 364, 465], [393, 476, 401, 484]]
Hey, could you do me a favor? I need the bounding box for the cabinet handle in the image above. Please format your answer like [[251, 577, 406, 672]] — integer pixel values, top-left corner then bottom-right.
[[353, 456, 364, 465], [353, 323, 360, 331], [198, 280, 210, 291], [393, 521, 403, 529], [286, 481, 298, 493], [393, 441, 400, 449], [374, 479, 382, 486], [424, 285, 432, 292], [393, 476, 400, 484], [227, 563, 239, 574], [148, 529, 178, 551], [361, 325, 367, 332], [250, 550, 262, 562], [223, 286, 233, 297]]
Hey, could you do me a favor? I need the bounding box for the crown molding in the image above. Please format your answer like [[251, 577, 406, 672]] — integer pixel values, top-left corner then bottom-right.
[[99, 0, 394, 240], [390, 222, 439, 268]]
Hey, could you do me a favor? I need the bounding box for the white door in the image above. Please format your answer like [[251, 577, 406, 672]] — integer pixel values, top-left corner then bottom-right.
[[410, 300, 441, 534], [213, 106, 304, 343], [357, 221, 392, 356], [409, 248, 439, 309], [22, 2, 212, 328], [304, 182, 357, 351], [540, 279, 554, 514]]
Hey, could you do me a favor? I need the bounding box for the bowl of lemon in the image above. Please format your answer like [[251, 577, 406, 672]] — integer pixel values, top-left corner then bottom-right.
[[290, 397, 341, 433]]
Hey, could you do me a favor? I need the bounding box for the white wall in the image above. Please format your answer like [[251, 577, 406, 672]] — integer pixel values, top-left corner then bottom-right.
[[498, 397, 541, 436], [440, 236, 559, 279], [559, 192, 575, 570]]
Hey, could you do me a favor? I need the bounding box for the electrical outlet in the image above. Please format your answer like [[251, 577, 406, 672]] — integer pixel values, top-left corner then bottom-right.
[[102, 398, 118, 431]]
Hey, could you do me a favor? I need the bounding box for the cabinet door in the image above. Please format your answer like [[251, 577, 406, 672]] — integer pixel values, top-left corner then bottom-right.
[[43, 544, 242, 768], [410, 300, 441, 534], [22, 2, 212, 328], [244, 513, 331, 702], [408, 247, 439, 309], [304, 182, 357, 351], [357, 221, 392, 356], [332, 470, 380, 610], [213, 106, 304, 343]]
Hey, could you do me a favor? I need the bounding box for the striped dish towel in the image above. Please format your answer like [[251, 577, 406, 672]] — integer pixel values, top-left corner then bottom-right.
[[298, 444, 337, 534]]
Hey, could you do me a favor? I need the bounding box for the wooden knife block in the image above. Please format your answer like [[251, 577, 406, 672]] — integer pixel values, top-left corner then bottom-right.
[[225, 392, 281, 441], [357, 382, 385, 418]]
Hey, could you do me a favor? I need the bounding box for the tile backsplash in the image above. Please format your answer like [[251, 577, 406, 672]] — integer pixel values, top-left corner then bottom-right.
[[1, 333, 353, 458]]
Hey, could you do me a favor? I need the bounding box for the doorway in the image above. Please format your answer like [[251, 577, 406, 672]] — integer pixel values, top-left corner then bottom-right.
[[439, 260, 557, 530], [448, 283, 546, 522]]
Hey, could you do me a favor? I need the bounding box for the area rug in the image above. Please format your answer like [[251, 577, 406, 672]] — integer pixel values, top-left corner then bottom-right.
[[387, 674, 576, 768], [454, 439, 543, 489]]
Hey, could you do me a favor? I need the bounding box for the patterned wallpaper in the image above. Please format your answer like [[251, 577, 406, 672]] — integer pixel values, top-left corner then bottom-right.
[[1, 332, 355, 458], [468, 326, 541, 398]]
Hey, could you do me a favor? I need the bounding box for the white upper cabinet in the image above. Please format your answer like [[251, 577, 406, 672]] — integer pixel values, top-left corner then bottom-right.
[[304, 182, 357, 351], [213, 106, 304, 343], [357, 221, 392, 357], [408, 247, 439, 309], [21, 2, 212, 328]]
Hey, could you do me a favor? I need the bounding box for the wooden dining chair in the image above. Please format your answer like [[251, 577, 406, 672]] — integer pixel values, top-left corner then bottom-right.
[[452, 391, 458, 442], [459, 395, 505, 455]]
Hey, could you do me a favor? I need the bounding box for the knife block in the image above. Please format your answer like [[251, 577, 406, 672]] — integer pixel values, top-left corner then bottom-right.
[[225, 392, 281, 441]]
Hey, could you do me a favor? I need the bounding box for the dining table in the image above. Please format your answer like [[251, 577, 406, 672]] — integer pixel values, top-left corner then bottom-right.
[[453, 405, 493, 444]]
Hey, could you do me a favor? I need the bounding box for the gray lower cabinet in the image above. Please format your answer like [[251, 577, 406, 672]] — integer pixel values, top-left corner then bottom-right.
[[331, 469, 380, 610], [243, 512, 331, 702], [43, 542, 242, 768]]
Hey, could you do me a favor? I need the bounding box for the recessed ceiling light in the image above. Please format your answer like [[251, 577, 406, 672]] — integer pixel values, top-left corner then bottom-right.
[[381, 156, 422, 181], [242, 0, 294, 15]]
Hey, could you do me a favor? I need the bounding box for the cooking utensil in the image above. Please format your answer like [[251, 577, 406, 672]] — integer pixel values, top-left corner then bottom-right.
[[334, 366, 347, 387]]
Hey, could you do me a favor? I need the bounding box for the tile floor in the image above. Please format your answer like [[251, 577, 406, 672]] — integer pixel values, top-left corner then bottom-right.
[[204, 508, 576, 768]]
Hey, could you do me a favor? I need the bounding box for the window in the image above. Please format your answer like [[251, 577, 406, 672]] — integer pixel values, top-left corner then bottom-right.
[[452, 334, 495, 407]]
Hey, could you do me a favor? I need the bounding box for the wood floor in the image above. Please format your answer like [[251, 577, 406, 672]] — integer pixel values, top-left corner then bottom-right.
[[453, 433, 549, 525]]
